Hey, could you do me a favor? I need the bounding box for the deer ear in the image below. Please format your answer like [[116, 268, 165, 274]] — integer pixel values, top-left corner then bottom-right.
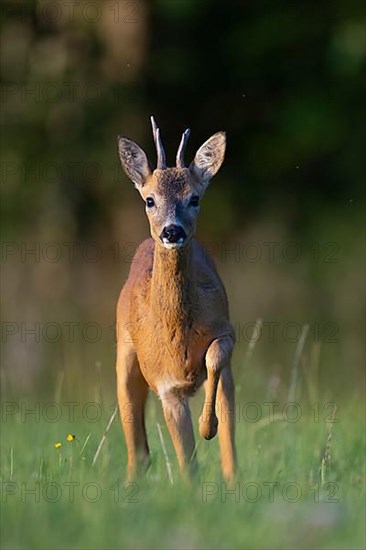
[[118, 136, 151, 188], [189, 131, 226, 190]]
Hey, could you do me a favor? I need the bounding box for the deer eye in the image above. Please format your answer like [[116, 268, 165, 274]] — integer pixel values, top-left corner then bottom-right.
[[189, 195, 200, 207], [146, 197, 155, 208]]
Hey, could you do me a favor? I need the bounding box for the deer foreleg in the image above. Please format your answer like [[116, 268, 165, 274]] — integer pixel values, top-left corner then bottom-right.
[[116, 345, 150, 480], [199, 336, 234, 440]]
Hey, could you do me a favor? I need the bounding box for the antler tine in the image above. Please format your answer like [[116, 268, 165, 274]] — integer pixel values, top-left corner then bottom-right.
[[176, 128, 191, 168], [150, 115, 166, 169]]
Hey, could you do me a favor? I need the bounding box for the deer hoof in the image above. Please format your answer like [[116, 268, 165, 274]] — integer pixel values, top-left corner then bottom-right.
[[199, 414, 218, 440]]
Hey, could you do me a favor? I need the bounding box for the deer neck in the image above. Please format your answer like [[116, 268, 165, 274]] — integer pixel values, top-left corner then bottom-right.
[[150, 242, 196, 334]]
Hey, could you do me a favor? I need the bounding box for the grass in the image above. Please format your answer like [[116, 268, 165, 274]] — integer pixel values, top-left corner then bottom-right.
[[1, 322, 365, 549], [1, 382, 365, 549]]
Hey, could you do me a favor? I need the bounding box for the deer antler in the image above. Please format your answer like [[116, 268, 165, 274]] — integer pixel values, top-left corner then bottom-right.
[[150, 116, 166, 170], [176, 128, 191, 168]]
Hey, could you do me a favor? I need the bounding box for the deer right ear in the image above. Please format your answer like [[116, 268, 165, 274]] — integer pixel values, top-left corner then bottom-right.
[[118, 136, 151, 189]]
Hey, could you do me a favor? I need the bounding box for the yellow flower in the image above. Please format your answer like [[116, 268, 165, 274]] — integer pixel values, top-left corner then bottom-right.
[[54, 442, 62, 449], [66, 434, 75, 442]]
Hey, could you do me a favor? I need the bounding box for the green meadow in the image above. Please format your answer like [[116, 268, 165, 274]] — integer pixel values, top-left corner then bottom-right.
[[1, 344, 365, 549]]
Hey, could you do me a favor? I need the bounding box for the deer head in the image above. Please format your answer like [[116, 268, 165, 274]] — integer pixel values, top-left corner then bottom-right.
[[118, 116, 226, 249]]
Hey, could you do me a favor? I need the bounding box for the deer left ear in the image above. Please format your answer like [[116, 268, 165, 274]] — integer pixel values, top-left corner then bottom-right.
[[189, 131, 226, 190]]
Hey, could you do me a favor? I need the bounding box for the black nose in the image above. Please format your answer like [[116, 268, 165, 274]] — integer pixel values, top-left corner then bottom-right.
[[160, 224, 186, 244]]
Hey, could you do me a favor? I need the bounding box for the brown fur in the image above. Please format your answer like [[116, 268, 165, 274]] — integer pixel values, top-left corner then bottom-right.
[[116, 122, 236, 480]]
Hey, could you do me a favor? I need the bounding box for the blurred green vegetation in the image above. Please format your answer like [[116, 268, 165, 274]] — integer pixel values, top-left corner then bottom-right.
[[1, 0, 364, 394], [1, 0, 365, 237], [1, 2, 365, 549]]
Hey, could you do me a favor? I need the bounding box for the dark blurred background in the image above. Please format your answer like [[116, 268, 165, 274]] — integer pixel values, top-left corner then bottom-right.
[[1, 0, 365, 400]]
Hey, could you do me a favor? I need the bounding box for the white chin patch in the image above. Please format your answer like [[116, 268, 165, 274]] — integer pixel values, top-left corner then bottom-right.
[[161, 237, 185, 249]]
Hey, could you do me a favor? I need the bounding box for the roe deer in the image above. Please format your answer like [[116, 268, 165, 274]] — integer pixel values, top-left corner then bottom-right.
[[116, 117, 236, 481]]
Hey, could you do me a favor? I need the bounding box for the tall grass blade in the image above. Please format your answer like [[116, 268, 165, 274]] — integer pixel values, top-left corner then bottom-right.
[[54, 370, 65, 403], [320, 403, 337, 484], [244, 318, 263, 367], [79, 433, 92, 459], [92, 405, 118, 467], [288, 324, 309, 402], [156, 422, 174, 485], [10, 447, 14, 480]]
